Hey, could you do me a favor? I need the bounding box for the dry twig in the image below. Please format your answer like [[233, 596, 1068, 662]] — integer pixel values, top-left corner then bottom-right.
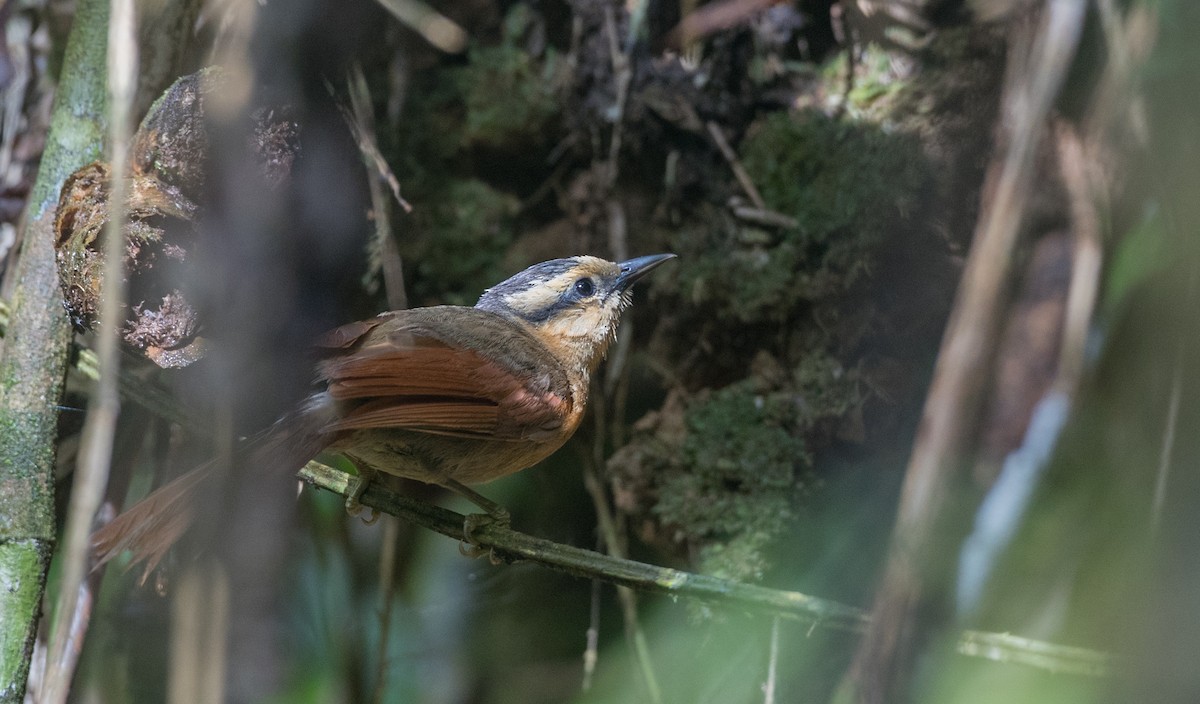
[[707, 121, 767, 210]]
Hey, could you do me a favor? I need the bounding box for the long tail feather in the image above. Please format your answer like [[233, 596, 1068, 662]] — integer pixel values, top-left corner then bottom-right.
[[91, 465, 211, 584], [91, 397, 336, 584]]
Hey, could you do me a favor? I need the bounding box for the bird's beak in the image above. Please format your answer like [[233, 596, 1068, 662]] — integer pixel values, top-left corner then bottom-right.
[[615, 254, 676, 290]]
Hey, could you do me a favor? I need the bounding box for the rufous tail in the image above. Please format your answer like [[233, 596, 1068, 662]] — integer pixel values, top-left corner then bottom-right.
[[91, 401, 335, 584], [91, 465, 211, 583]]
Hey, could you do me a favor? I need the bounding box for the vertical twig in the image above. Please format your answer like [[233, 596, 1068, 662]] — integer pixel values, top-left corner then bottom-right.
[[833, 1, 857, 118], [581, 575, 602, 691], [343, 64, 411, 703], [1053, 122, 1103, 397], [371, 517, 401, 704], [338, 64, 411, 310], [0, 0, 110, 698], [1151, 345, 1184, 532], [763, 617, 780, 704], [603, 6, 632, 187], [588, 7, 662, 700], [41, 1, 136, 700], [582, 444, 663, 704], [706, 121, 766, 210]]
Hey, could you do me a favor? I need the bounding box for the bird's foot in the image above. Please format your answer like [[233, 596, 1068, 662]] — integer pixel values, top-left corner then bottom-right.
[[457, 508, 510, 560], [345, 472, 380, 525]]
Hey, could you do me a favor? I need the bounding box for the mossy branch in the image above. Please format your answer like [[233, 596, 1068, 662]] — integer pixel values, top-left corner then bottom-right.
[[297, 461, 1116, 678]]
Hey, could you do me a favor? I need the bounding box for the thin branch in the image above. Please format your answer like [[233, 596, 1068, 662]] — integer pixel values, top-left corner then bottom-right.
[[370, 0, 466, 54], [582, 451, 662, 704], [763, 617, 780, 704], [603, 6, 633, 187], [707, 121, 767, 210], [1053, 121, 1103, 396], [296, 460, 1118, 678], [371, 516, 401, 704], [335, 66, 412, 214], [581, 576, 601, 691], [1152, 328, 1185, 532], [957, 630, 1112, 677], [666, 0, 777, 48], [362, 82, 408, 700], [169, 560, 229, 704], [732, 206, 799, 230], [299, 460, 869, 629]]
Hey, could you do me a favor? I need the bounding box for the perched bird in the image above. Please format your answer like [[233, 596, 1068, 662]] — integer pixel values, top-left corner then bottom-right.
[[92, 254, 675, 578]]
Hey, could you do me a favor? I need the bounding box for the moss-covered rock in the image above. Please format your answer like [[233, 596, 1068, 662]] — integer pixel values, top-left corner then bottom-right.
[[388, 5, 563, 304]]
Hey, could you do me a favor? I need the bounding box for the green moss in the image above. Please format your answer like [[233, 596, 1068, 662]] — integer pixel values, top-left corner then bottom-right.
[[405, 179, 519, 305], [674, 111, 927, 324], [394, 5, 560, 162], [386, 5, 562, 303], [821, 44, 907, 118], [792, 352, 862, 428], [652, 383, 808, 581], [454, 7, 561, 151]]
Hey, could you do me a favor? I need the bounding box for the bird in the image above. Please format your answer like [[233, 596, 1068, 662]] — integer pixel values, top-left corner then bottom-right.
[[91, 253, 676, 579]]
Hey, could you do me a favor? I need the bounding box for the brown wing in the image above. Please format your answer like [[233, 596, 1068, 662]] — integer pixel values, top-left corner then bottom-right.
[[319, 319, 568, 442]]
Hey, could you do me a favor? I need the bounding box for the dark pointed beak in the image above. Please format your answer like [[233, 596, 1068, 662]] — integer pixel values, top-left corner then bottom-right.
[[615, 253, 676, 290]]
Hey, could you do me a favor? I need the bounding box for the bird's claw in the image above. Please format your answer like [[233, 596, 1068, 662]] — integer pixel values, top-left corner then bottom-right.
[[457, 510, 510, 561], [344, 472, 379, 524]]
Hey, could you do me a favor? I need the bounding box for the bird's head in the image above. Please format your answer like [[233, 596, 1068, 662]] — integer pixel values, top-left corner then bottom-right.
[[476, 254, 675, 371]]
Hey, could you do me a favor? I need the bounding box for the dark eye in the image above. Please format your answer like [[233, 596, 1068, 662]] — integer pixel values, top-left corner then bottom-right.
[[574, 277, 595, 297]]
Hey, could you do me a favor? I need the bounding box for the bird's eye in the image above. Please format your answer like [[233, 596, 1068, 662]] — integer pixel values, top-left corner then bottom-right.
[[574, 278, 595, 297]]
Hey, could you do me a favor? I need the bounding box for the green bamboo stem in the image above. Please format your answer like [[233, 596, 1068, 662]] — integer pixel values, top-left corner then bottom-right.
[[0, 0, 111, 700]]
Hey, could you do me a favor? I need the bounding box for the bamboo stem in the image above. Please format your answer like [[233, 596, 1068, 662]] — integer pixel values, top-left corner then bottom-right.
[[0, 0, 111, 699]]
